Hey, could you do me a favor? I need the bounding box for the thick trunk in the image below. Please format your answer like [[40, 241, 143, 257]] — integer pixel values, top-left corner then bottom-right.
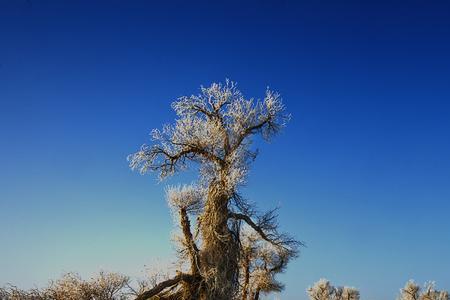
[[199, 181, 238, 300]]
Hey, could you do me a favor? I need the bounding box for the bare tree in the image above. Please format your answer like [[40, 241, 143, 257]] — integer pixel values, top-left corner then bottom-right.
[[129, 80, 299, 300]]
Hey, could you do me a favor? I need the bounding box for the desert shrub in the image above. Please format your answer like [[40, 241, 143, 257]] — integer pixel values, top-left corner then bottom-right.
[[399, 280, 449, 300], [307, 279, 360, 300], [0, 285, 44, 300], [306, 279, 448, 300], [0, 272, 129, 300]]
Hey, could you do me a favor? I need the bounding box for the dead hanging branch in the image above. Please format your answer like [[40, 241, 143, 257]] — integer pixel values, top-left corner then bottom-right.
[[228, 209, 302, 251]]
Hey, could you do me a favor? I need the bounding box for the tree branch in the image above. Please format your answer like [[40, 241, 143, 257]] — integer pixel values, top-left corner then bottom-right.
[[229, 211, 301, 252], [228, 212, 273, 245], [180, 208, 201, 275], [131, 142, 225, 177], [135, 273, 196, 300], [231, 117, 272, 153]]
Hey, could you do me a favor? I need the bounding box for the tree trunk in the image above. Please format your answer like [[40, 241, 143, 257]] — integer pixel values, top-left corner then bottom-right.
[[253, 288, 260, 300], [199, 181, 238, 300], [179, 208, 201, 276], [179, 208, 203, 299], [241, 252, 250, 300]]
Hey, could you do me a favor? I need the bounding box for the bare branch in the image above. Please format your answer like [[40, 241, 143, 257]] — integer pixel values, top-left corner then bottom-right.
[[229, 211, 302, 251], [135, 273, 198, 300]]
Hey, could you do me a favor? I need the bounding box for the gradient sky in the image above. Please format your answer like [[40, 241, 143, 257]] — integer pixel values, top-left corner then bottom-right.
[[1, 1, 450, 299]]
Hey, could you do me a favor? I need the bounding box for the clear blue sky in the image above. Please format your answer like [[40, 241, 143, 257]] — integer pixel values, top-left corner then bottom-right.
[[1, 1, 449, 299]]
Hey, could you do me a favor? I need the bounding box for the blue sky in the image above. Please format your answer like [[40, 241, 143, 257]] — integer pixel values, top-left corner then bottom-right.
[[1, 1, 449, 299]]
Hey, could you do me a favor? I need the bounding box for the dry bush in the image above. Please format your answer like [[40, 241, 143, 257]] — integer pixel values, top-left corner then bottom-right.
[[0, 285, 44, 300], [399, 280, 449, 300], [307, 279, 360, 300], [306, 279, 448, 300], [0, 272, 129, 300]]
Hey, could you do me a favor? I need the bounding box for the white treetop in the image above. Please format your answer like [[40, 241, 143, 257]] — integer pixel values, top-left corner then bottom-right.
[[128, 80, 289, 196]]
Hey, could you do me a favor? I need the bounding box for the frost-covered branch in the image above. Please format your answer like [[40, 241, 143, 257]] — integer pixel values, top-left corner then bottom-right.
[[229, 88, 289, 152], [129, 141, 223, 179], [129, 80, 288, 187]]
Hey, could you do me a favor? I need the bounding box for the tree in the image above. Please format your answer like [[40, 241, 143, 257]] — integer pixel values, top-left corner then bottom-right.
[[129, 80, 300, 300]]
